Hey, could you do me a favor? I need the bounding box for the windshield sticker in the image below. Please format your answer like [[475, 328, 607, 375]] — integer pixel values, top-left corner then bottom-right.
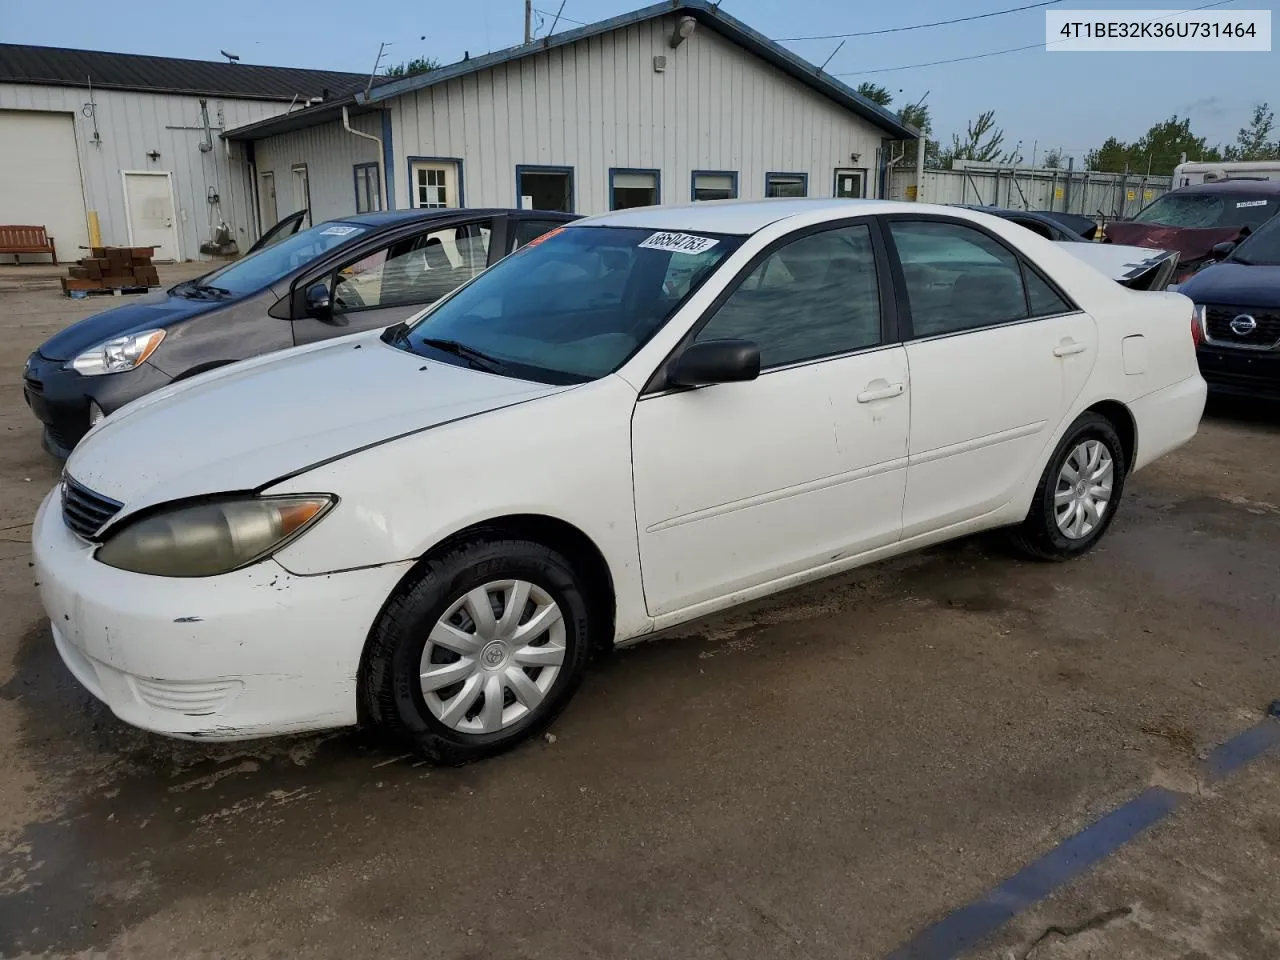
[[638, 232, 720, 255], [1236, 200, 1269, 208], [319, 225, 361, 236]]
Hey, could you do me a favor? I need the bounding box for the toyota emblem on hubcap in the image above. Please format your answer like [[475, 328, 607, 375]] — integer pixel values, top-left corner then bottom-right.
[[1230, 314, 1258, 336], [482, 643, 506, 667]]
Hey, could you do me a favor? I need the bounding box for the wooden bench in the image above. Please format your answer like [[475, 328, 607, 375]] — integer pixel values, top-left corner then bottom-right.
[[0, 225, 57, 264]]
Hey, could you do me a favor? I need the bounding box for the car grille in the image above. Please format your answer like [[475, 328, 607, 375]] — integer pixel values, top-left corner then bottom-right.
[[61, 476, 123, 541], [1204, 305, 1280, 349]]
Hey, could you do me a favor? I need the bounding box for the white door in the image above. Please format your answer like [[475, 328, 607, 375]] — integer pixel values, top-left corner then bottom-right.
[[887, 218, 1098, 537], [411, 161, 460, 209], [122, 172, 180, 261], [291, 165, 311, 225], [0, 110, 89, 257], [259, 171, 278, 229], [632, 222, 909, 617]]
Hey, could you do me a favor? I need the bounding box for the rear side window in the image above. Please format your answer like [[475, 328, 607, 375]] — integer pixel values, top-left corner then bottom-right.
[[889, 220, 1027, 337], [512, 219, 565, 250], [695, 224, 881, 368], [1023, 265, 1072, 317]]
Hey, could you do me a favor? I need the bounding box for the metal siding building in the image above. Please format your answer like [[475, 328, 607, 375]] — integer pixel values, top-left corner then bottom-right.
[[0, 46, 365, 260], [226, 1, 918, 223], [252, 114, 382, 227]]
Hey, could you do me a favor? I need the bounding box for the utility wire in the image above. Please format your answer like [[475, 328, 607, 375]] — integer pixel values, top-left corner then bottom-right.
[[778, 0, 1062, 42], [534, 7, 586, 28], [834, 0, 1234, 76]]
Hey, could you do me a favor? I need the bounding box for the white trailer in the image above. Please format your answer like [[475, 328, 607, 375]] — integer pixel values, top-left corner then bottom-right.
[[1172, 160, 1280, 187]]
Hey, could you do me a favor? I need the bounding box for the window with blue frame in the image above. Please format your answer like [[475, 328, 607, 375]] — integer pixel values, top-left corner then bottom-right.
[[516, 165, 575, 212], [765, 172, 808, 198], [354, 162, 381, 213], [691, 171, 738, 201], [610, 169, 660, 210]]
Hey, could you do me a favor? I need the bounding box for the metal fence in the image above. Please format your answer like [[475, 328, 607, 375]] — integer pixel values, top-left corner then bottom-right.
[[889, 161, 1174, 223]]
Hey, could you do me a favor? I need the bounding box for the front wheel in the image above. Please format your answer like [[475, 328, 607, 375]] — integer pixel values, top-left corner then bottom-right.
[[361, 537, 593, 764], [1009, 412, 1128, 561]]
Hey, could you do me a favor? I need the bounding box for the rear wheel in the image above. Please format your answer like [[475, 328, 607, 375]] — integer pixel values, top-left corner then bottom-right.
[[1009, 412, 1127, 561], [361, 537, 592, 764]]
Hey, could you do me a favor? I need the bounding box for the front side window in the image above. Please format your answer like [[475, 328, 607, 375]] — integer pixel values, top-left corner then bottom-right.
[[611, 169, 660, 210], [391, 226, 742, 383], [692, 171, 738, 202], [332, 221, 493, 314], [765, 173, 808, 198], [695, 224, 881, 368], [1232, 213, 1280, 264], [189, 221, 370, 296], [889, 220, 1027, 337]]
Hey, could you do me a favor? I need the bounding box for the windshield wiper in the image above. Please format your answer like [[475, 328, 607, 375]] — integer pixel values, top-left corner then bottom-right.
[[417, 337, 509, 374], [194, 283, 233, 298]]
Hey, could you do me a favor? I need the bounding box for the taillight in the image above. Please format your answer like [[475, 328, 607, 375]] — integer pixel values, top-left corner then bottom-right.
[[1191, 305, 1204, 349]]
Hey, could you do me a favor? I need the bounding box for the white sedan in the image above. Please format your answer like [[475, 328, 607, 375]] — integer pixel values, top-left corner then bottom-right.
[[33, 199, 1206, 762]]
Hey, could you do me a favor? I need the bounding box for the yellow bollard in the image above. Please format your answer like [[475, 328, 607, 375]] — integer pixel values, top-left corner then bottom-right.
[[86, 210, 102, 248]]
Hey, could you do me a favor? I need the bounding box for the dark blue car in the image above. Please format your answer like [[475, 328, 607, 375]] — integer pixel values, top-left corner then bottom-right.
[[22, 208, 576, 458], [1181, 213, 1280, 399]]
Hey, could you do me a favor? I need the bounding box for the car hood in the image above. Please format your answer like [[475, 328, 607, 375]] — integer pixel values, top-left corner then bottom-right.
[[1103, 222, 1247, 264], [65, 330, 570, 517], [1176, 261, 1280, 306], [36, 289, 225, 361]]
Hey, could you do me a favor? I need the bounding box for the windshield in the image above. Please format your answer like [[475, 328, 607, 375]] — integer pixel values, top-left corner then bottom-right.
[[1232, 213, 1280, 264], [390, 225, 743, 383], [1133, 192, 1278, 229], [183, 221, 370, 296]]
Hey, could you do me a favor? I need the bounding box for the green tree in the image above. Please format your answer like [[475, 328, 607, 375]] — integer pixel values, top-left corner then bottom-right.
[[1041, 148, 1064, 169], [1085, 116, 1222, 174], [855, 82, 895, 107], [383, 56, 441, 78], [939, 110, 1018, 168], [899, 100, 937, 165], [1223, 103, 1279, 161]]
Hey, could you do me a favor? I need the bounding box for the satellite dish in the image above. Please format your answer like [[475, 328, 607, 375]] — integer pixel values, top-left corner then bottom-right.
[[220, 50, 241, 63]]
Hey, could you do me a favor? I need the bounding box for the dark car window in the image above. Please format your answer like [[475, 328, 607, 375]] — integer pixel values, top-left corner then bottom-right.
[[695, 224, 881, 369], [1008, 216, 1055, 241], [890, 220, 1028, 337], [1133, 192, 1279, 229], [332, 221, 493, 314], [1231, 214, 1280, 264], [512, 219, 567, 250], [1023, 264, 1073, 316], [196, 221, 369, 296], [391, 225, 742, 383]]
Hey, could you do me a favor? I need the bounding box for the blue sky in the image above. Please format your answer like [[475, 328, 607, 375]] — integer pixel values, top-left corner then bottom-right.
[[5, 0, 1275, 163]]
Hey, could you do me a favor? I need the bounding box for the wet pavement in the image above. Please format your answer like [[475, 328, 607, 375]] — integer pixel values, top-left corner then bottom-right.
[[1, 281, 1278, 959]]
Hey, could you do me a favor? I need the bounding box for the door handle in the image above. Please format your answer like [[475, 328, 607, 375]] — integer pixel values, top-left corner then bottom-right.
[[857, 381, 905, 403], [1053, 339, 1087, 357]]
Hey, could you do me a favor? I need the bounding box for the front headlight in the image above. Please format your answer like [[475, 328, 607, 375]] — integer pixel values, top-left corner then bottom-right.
[[96, 495, 335, 577], [70, 329, 166, 376]]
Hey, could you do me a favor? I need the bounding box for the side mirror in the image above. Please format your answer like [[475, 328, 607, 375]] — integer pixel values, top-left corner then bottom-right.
[[1211, 240, 1237, 259], [668, 339, 761, 388], [304, 281, 334, 320]]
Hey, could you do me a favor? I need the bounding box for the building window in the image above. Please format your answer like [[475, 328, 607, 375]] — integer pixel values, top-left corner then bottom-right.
[[691, 170, 738, 201], [765, 172, 808, 199], [410, 159, 462, 209], [516, 165, 575, 212], [833, 168, 867, 199], [610, 168, 660, 210], [354, 163, 382, 214], [291, 164, 311, 226]]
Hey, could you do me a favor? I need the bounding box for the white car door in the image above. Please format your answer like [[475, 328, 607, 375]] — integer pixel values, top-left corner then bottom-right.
[[631, 221, 910, 618], [886, 218, 1098, 538]]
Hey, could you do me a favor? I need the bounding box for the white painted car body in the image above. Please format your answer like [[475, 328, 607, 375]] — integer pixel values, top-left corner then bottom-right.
[[32, 199, 1207, 741]]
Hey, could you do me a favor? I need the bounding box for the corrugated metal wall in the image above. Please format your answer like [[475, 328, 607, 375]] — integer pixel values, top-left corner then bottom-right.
[[890, 164, 1174, 222], [0, 83, 284, 259], [252, 114, 382, 226], [387, 15, 889, 214]]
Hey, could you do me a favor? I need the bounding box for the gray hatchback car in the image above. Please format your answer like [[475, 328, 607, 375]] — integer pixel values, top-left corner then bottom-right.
[[23, 207, 577, 457]]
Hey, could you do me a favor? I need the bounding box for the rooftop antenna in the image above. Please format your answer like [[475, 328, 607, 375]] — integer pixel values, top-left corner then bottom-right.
[[817, 39, 845, 74], [366, 41, 390, 96], [220, 50, 240, 64], [548, 0, 566, 36]]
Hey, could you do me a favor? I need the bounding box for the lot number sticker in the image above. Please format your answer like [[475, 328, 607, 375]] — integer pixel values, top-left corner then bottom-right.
[[1237, 200, 1269, 208], [320, 225, 361, 236], [638, 232, 720, 255]]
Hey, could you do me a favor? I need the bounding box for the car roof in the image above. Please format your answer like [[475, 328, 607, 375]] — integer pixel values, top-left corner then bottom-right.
[[1169, 180, 1280, 196], [330, 208, 580, 228], [571, 198, 912, 235]]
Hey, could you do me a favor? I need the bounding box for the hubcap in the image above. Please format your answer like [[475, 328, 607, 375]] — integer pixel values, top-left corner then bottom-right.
[[419, 579, 567, 734], [1054, 439, 1114, 540]]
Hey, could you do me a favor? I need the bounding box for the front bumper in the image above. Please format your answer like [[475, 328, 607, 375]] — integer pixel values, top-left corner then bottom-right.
[[31, 486, 413, 740], [1197, 345, 1280, 400], [22, 351, 173, 458]]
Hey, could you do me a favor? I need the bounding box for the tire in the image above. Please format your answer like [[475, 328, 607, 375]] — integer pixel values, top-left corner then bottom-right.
[[1008, 412, 1128, 561], [361, 537, 593, 764]]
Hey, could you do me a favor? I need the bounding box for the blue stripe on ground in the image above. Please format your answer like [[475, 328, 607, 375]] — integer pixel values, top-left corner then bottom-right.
[[883, 713, 1280, 960], [884, 786, 1183, 960], [1203, 715, 1280, 782]]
